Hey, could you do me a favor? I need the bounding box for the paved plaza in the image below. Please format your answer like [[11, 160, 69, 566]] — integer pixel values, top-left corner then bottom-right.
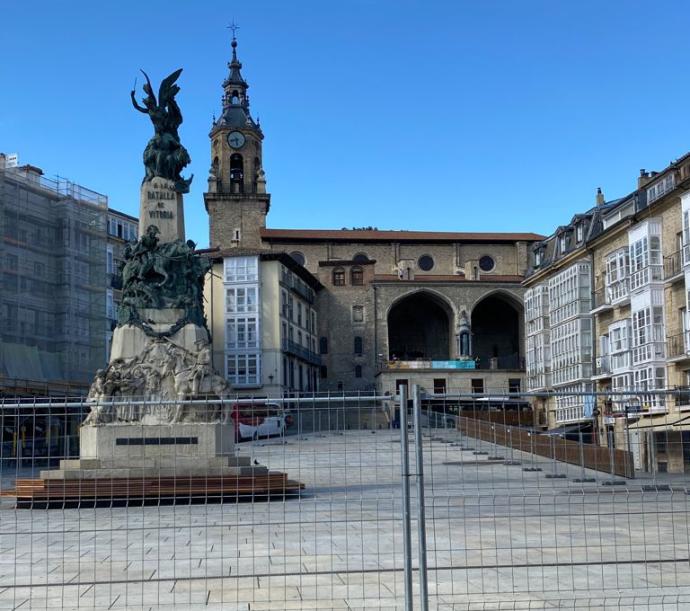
[[2, 428, 690, 609]]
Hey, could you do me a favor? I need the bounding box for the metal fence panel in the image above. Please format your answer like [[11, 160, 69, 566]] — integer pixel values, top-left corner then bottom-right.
[[1, 391, 690, 609]]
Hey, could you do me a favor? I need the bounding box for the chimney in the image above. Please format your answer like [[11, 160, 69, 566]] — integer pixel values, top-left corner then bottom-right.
[[596, 187, 605, 206], [638, 168, 654, 189]]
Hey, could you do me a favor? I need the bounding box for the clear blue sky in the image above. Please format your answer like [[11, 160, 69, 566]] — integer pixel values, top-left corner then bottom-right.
[[2, 1, 689, 247]]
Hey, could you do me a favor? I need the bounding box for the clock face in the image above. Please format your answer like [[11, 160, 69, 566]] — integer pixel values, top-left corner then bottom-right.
[[227, 131, 246, 149]]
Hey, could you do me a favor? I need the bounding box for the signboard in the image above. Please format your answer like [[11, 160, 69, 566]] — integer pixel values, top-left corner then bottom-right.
[[386, 360, 476, 370], [5, 153, 18, 167]]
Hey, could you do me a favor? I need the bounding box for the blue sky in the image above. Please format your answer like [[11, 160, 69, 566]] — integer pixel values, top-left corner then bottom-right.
[[2, 1, 690, 247]]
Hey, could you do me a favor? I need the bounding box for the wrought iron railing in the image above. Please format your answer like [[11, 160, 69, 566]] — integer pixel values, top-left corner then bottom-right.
[[282, 339, 321, 366], [667, 332, 690, 359], [664, 250, 683, 280]]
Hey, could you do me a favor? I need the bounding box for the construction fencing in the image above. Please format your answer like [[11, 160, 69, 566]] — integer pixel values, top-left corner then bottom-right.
[[1, 390, 690, 609]]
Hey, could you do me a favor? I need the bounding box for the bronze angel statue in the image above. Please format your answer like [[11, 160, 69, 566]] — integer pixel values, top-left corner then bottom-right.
[[131, 69, 193, 193]]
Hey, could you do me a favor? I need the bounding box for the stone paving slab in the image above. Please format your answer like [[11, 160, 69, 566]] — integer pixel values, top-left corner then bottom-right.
[[1, 428, 690, 608]]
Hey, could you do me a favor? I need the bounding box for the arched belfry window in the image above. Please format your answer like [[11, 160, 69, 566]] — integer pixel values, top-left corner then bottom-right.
[[230, 154, 244, 193], [231, 89, 240, 104], [351, 266, 364, 286]]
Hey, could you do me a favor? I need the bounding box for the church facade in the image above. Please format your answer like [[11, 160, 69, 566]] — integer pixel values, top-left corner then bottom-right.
[[204, 37, 543, 398]]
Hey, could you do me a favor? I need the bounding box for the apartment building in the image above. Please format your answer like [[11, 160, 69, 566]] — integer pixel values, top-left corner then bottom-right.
[[0, 154, 108, 395], [205, 251, 322, 397], [525, 156, 690, 473]]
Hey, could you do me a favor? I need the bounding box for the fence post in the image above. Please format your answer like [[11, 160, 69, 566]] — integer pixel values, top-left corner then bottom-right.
[[601, 429, 626, 486], [504, 427, 520, 465], [545, 434, 565, 479], [412, 385, 429, 610], [573, 429, 595, 483], [398, 385, 413, 611], [523, 431, 542, 472]]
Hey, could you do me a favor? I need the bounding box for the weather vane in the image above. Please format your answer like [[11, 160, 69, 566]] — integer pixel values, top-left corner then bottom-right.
[[227, 20, 240, 40]]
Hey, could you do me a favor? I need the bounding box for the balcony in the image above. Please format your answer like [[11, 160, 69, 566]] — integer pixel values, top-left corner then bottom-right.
[[667, 332, 690, 363], [591, 281, 629, 314], [591, 287, 612, 314], [664, 250, 684, 283], [280, 272, 314, 304], [593, 355, 611, 379], [673, 386, 690, 410], [282, 339, 321, 366], [683, 244, 690, 268]]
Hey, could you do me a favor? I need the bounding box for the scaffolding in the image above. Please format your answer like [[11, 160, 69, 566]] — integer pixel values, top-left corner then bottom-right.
[[0, 161, 108, 396]]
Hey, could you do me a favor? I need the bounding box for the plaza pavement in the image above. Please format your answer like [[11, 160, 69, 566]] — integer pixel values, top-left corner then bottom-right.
[[2, 426, 690, 610]]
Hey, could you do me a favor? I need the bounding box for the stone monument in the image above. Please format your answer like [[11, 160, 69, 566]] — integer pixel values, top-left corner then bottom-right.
[[13, 70, 301, 502]]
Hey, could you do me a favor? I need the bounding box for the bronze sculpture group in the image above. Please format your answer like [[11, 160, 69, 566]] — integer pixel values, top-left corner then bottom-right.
[[84, 69, 227, 426]]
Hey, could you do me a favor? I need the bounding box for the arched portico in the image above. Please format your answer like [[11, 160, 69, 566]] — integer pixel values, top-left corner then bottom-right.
[[470, 291, 523, 369], [387, 291, 454, 360]]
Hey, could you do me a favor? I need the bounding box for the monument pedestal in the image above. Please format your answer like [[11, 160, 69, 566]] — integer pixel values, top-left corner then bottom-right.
[[10, 422, 302, 507], [41, 423, 260, 479]]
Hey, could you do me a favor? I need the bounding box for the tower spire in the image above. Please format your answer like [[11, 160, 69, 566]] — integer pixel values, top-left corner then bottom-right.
[[225, 21, 246, 90], [212, 24, 260, 134]]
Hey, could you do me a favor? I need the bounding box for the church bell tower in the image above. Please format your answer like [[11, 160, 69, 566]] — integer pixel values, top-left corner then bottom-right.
[[204, 33, 270, 250]]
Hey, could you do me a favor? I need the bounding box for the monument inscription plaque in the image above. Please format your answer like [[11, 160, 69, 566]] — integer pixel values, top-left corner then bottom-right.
[[139, 177, 185, 243]]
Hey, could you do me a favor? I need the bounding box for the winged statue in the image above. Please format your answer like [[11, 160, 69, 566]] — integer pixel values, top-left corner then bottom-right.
[[131, 68, 193, 193]]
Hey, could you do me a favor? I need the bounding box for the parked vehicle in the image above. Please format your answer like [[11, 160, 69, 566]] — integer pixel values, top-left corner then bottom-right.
[[230, 403, 294, 441]]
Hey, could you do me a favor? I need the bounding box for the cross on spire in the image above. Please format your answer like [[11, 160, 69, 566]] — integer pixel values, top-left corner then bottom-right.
[[227, 20, 240, 41]]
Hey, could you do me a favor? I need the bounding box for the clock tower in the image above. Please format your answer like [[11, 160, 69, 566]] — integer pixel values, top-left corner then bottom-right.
[[204, 34, 270, 250]]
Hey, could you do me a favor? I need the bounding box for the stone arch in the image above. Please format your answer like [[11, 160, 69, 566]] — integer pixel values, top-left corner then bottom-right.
[[387, 290, 455, 361], [470, 290, 524, 369]]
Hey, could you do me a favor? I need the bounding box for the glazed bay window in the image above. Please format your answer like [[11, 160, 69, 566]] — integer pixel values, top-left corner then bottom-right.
[[611, 373, 633, 412], [605, 248, 629, 303], [633, 366, 666, 410], [226, 353, 259, 386], [226, 286, 257, 313], [631, 306, 665, 364], [629, 235, 662, 291], [226, 317, 258, 350], [554, 383, 592, 424], [609, 319, 632, 372], [547, 262, 591, 326], [224, 256, 258, 282], [550, 317, 592, 386]]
